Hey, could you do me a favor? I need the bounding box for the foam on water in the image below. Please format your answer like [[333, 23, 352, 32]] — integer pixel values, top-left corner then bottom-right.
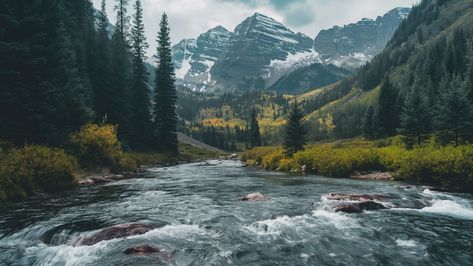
[[396, 239, 418, 248], [419, 200, 473, 220], [246, 214, 315, 236], [312, 210, 359, 229]]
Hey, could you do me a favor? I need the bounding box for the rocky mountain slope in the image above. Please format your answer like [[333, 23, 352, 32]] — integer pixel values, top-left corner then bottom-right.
[[315, 7, 411, 68], [172, 8, 410, 93]]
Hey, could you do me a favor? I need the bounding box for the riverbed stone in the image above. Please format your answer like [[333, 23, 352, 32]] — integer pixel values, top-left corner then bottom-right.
[[71, 223, 158, 246], [327, 193, 392, 202], [241, 192, 268, 201], [335, 201, 387, 213]]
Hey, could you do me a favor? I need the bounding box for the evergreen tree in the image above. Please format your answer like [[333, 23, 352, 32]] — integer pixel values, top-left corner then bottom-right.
[[114, 0, 130, 42], [362, 106, 374, 140], [399, 79, 432, 145], [154, 13, 178, 154], [129, 0, 154, 150], [92, 0, 114, 120], [284, 102, 307, 155], [433, 75, 473, 146], [373, 77, 399, 138], [248, 109, 262, 147], [108, 0, 132, 144]]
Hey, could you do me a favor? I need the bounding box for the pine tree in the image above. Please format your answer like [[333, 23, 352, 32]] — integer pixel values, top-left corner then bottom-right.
[[362, 106, 374, 140], [248, 109, 262, 147], [129, 0, 154, 150], [284, 102, 307, 155], [114, 0, 130, 42], [373, 77, 399, 138], [433, 75, 473, 146], [399, 78, 432, 145], [154, 13, 178, 154], [108, 0, 132, 144], [92, 0, 114, 120]]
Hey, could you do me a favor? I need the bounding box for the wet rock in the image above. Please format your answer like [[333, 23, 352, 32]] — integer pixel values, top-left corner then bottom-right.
[[70, 223, 158, 246], [327, 193, 391, 202], [350, 171, 393, 180], [78, 178, 95, 186], [90, 176, 113, 183], [124, 244, 172, 262], [335, 201, 387, 213], [241, 192, 268, 202], [229, 154, 239, 161]]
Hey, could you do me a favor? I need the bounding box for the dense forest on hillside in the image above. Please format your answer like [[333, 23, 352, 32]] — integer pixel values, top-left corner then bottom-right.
[[327, 0, 473, 144], [0, 0, 178, 152]]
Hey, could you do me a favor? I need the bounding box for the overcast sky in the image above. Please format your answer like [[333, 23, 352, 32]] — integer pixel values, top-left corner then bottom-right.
[[92, 0, 418, 58]]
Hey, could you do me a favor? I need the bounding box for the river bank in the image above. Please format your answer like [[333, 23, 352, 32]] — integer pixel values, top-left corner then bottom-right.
[[240, 139, 473, 192]]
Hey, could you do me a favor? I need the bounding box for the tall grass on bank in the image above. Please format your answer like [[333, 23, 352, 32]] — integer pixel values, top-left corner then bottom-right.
[[241, 140, 473, 191]]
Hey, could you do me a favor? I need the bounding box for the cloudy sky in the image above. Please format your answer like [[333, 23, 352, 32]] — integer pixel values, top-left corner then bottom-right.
[[92, 0, 418, 57]]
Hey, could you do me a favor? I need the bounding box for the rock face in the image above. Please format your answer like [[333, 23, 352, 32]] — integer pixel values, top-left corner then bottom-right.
[[314, 7, 411, 68], [172, 8, 410, 93], [335, 201, 387, 213], [71, 223, 158, 246], [241, 192, 268, 202], [173, 13, 316, 93]]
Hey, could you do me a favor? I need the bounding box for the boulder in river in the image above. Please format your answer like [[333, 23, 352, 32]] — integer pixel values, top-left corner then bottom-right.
[[327, 193, 391, 202], [78, 178, 95, 186], [241, 192, 268, 202], [71, 223, 158, 246], [335, 200, 387, 213], [124, 244, 172, 262]]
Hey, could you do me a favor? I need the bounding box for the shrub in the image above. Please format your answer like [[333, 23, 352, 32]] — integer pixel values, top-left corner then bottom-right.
[[241, 146, 279, 164], [241, 141, 473, 191], [70, 123, 122, 169], [261, 149, 285, 170], [0, 145, 77, 201]]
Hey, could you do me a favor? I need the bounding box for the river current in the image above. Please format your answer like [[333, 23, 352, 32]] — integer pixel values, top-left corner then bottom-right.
[[1, 160, 472, 265]]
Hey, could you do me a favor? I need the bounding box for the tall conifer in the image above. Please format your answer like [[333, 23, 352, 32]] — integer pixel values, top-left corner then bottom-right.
[[129, 0, 154, 150], [154, 13, 178, 154]]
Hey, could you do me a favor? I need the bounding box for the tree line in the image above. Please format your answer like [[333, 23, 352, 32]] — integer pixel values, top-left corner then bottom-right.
[[0, 0, 179, 153]]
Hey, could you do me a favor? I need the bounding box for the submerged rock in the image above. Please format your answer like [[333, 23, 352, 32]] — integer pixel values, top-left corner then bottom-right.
[[327, 193, 391, 202], [124, 244, 172, 262], [335, 201, 387, 213], [241, 192, 268, 202], [70, 223, 158, 246]]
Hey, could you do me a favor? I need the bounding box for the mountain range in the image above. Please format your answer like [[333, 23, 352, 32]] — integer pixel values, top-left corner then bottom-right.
[[172, 8, 411, 93]]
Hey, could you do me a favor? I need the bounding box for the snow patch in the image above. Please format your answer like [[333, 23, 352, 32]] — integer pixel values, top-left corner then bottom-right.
[[269, 50, 320, 70]]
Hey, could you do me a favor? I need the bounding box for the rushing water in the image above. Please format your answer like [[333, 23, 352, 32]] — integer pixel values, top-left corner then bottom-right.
[[1, 160, 473, 265]]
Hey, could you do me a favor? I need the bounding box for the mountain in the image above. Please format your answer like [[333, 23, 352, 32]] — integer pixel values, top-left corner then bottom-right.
[[172, 8, 410, 93], [314, 7, 411, 68], [268, 63, 351, 93], [172, 13, 317, 92], [172, 26, 234, 90]]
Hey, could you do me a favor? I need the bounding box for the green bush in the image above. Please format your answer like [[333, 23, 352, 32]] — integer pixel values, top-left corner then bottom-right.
[[0, 145, 77, 201], [241, 140, 473, 191], [70, 123, 122, 169]]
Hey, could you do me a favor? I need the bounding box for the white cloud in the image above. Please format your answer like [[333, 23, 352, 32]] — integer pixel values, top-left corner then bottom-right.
[[92, 0, 418, 58]]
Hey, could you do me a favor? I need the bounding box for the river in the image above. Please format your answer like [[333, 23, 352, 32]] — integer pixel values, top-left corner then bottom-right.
[[1, 160, 472, 265]]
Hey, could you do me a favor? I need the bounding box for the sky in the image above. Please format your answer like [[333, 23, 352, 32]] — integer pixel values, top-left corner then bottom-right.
[[92, 0, 418, 58]]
